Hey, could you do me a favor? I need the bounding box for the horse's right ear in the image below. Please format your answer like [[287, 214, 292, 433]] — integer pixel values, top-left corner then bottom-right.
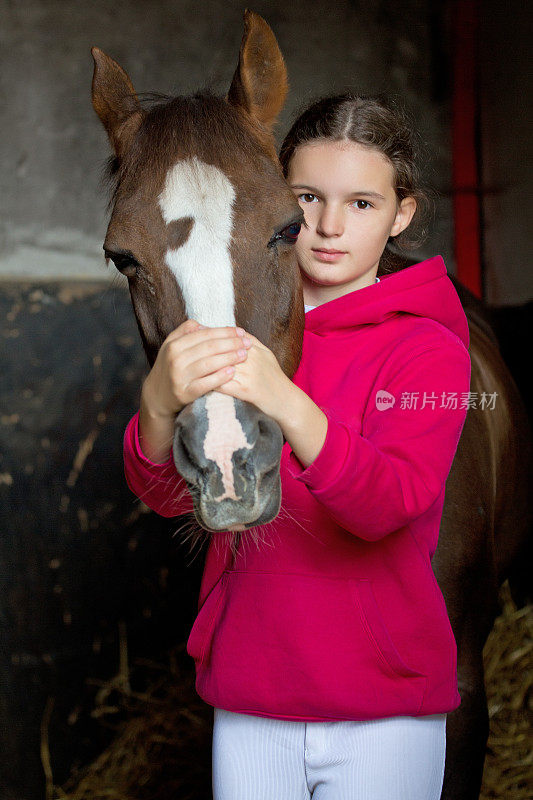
[[227, 10, 288, 135], [91, 47, 143, 157]]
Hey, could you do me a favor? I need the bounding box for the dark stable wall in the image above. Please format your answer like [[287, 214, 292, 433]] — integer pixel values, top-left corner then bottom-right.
[[0, 282, 207, 798], [1, 0, 455, 280]]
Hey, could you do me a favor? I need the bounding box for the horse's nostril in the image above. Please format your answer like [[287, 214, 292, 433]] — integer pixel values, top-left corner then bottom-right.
[[179, 434, 194, 466], [257, 417, 273, 440], [257, 415, 283, 449], [262, 463, 277, 483], [173, 428, 202, 484], [234, 450, 246, 469]]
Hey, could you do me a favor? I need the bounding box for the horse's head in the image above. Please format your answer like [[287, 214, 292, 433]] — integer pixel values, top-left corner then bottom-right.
[[91, 11, 304, 533]]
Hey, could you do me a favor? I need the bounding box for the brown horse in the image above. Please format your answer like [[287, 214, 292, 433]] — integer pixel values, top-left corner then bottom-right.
[[91, 10, 532, 799], [92, 12, 303, 534]]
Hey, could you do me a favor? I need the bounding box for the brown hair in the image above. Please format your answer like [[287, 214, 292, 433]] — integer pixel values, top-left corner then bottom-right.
[[279, 92, 434, 274]]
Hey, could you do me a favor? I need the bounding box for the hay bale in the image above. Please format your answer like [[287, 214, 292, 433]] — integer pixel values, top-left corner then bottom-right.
[[480, 581, 533, 800]]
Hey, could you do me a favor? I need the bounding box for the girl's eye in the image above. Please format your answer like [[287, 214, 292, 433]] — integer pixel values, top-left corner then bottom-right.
[[353, 199, 372, 210], [269, 222, 302, 247], [298, 193, 318, 203]]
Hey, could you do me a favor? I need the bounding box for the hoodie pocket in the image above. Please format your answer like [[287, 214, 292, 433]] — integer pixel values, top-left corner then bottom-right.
[[351, 579, 424, 679], [186, 571, 229, 663], [198, 571, 426, 719]]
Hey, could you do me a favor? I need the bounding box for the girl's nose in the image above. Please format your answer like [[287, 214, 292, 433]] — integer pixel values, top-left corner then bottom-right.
[[316, 204, 344, 237]]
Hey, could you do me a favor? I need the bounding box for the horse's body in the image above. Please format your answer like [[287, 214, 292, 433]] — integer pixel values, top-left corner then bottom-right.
[[91, 11, 532, 798], [433, 276, 532, 798]]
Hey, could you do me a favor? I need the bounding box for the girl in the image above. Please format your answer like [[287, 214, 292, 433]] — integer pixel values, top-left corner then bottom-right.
[[123, 93, 471, 799]]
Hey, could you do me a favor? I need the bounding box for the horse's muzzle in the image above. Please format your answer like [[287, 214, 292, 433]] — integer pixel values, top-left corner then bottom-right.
[[172, 393, 283, 531]]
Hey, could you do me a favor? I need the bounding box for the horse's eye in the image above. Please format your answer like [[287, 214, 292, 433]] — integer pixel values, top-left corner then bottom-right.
[[281, 222, 302, 242], [269, 222, 302, 247], [105, 251, 139, 278]]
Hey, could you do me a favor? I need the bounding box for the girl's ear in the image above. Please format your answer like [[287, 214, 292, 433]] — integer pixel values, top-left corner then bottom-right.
[[390, 196, 417, 238]]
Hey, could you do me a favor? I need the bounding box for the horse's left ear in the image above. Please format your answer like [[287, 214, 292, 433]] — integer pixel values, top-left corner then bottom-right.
[[91, 47, 143, 158], [227, 10, 288, 135]]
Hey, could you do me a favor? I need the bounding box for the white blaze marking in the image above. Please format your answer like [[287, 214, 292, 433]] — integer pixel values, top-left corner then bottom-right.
[[158, 157, 252, 501], [204, 394, 251, 502], [159, 157, 236, 327]]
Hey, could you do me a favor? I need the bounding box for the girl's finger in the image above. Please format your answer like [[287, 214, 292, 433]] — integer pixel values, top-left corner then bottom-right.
[[164, 320, 241, 347], [232, 330, 265, 350], [163, 319, 204, 345], [190, 365, 240, 397], [186, 348, 248, 380], [174, 337, 249, 371], [201, 324, 246, 336], [172, 325, 245, 355]]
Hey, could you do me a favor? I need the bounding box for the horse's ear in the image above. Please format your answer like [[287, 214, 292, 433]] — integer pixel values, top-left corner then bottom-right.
[[227, 10, 288, 134], [91, 47, 143, 157]]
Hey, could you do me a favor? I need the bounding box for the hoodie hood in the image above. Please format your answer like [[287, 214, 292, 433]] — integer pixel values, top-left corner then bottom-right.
[[304, 256, 469, 349]]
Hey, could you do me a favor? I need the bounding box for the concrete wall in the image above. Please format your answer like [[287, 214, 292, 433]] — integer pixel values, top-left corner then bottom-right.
[[1, 0, 454, 282]]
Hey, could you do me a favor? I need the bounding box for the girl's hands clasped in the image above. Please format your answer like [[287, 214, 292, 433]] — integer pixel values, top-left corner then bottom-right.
[[214, 329, 292, 423], [141, 319, 254, 419], [138, 318, 293, 465]]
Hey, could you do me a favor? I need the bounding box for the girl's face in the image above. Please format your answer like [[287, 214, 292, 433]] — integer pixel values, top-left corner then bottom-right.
[[288, 139, 416, 305]]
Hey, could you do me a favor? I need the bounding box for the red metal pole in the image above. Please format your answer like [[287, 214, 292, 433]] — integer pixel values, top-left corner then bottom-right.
[[451, 0, 483, 298]]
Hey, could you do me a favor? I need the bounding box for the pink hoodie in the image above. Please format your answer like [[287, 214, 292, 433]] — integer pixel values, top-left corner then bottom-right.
[[123, 256, 471, 722]]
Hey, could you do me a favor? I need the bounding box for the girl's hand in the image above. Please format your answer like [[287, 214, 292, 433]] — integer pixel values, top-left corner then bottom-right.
[[140, 319, 252, 420], [215, 330, 293, 423]]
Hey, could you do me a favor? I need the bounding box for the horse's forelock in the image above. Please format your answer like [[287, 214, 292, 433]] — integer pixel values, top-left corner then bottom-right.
[[104, 91, 274, 207]]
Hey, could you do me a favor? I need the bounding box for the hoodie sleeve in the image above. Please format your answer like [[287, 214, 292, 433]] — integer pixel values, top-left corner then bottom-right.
[[123, 410, 194, 518], [286, 337, 471, 541]]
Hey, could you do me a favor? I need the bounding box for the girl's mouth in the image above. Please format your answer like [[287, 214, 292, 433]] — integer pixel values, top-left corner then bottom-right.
[[312, 248, 347, 263]]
